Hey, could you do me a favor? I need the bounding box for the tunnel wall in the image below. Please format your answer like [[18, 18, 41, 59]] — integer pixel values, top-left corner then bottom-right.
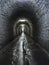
[[0, 0, 49, 52], [32, 0, 49, 52]]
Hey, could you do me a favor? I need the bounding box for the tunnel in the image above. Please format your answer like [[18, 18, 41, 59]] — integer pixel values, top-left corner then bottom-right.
[[0, 0, 49, 65]]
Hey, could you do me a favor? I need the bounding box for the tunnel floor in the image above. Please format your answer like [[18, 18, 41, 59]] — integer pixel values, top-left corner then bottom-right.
[[0, 33, 49, 65]]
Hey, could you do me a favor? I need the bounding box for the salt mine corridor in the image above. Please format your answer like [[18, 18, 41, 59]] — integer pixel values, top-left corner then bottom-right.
[[0, 0, 49, 65]]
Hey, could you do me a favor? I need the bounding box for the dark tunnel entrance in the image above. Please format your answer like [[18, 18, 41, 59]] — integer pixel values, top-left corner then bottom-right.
[[9, 4, 39, 43]]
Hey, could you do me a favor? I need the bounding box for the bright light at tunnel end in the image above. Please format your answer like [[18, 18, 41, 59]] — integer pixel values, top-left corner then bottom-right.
[[13, 18, 33, 37]]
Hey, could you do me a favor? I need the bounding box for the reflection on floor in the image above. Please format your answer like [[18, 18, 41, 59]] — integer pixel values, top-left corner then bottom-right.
[[0, 33, 49, 65]]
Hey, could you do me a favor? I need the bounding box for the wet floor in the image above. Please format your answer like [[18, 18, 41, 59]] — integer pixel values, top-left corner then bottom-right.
[[0, 33, 49, 65]]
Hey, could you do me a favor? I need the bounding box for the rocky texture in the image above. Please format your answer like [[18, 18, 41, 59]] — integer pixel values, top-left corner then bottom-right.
[[0, 0, 49, 52]]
